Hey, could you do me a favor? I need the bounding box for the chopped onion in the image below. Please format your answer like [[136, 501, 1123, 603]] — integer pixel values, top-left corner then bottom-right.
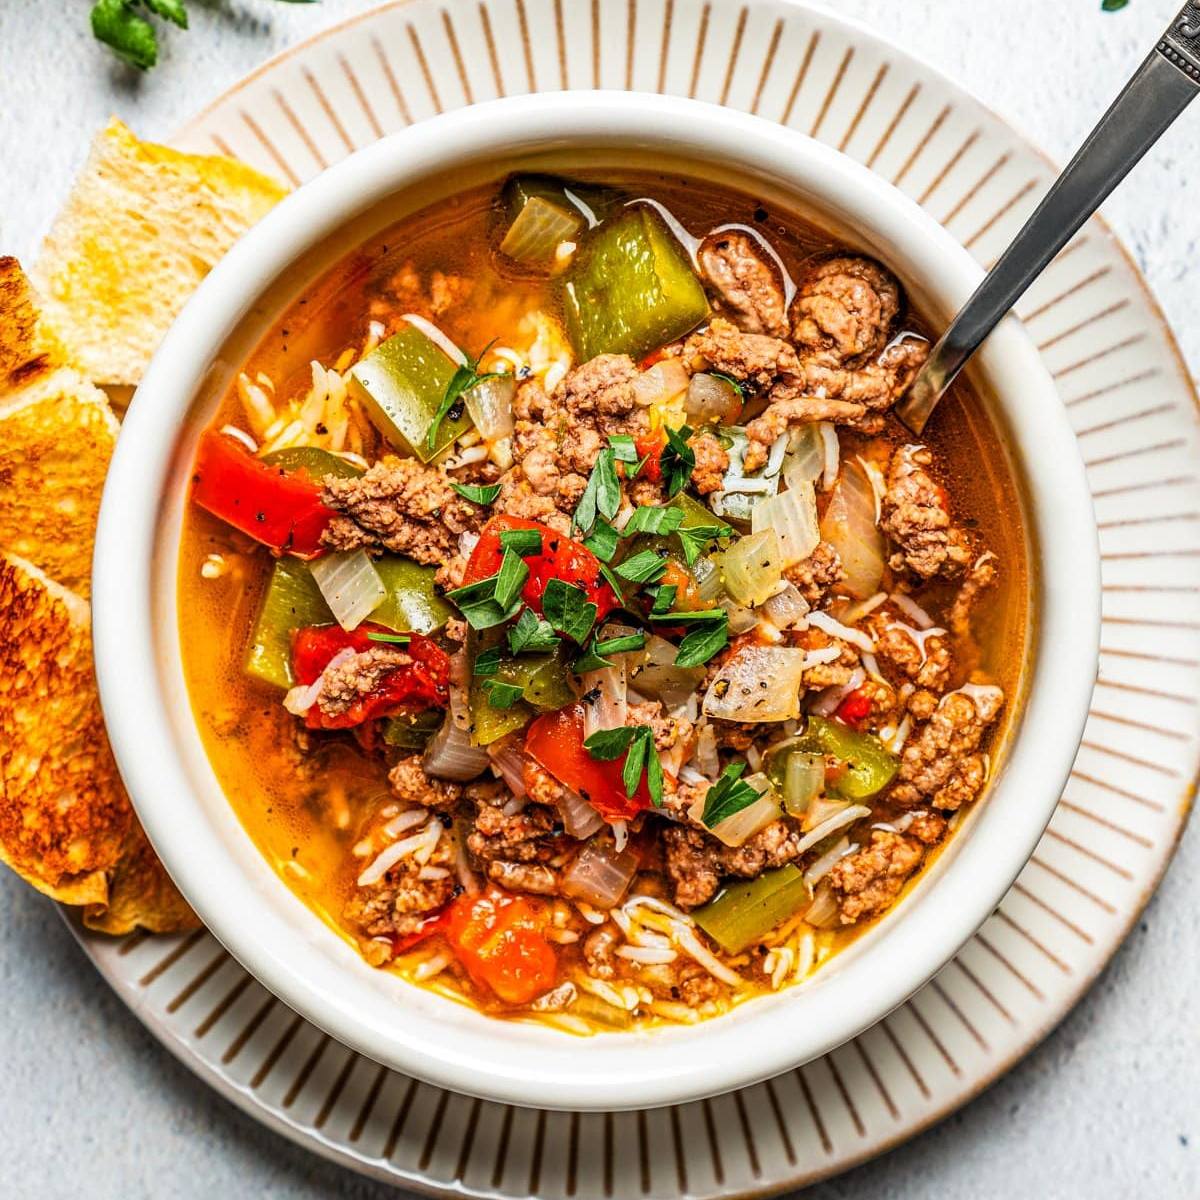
[[855, 454, 887, 524], [803, 836, 858, 888], [562, 840, 639, 908], [802, 796, 852, 833], [818, 422, 840, 491], [487, 736, 528, 798], [464, 374, 516, 440], [499, 195, 585, 264], [558, 784, 605, 840], [423, 714, 489, 781], [752, 481, 820, 567], [692, 554, 724, 604], [808, 609, 877, 654], [633, 358, 690, 408], [580, 658, 628, 739], [309, 550, 387, 631], [694, 723, 720, 779], [761, 583, 810, 630], [804, 881, 841, 928], [794, 805, 871, 858], [720, 596, 761, 634], [686, 372, 742, 425], [783, 424, 824, 489], [819, 460, 885, 599], [721, 529, 784, 605], [783, 752, 825, 817], [630, 635, 705, 710], [402, 314, 466, 366], [702, 778, 780, 848], [703, 646, 808, 722]]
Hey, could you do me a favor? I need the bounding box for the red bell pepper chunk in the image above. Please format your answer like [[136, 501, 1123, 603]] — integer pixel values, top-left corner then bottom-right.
[[834, 686, 872, 729], [441, 886, 558, 1005], [462, 515, 619, 625], [525, 704, 651, 823], [634, 426, 668, 483], [290, 623, 450, 729], [191, 429, 337, 557]]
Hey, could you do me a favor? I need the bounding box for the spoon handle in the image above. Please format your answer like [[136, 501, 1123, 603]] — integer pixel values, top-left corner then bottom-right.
[[897, 0, 1200, 434]]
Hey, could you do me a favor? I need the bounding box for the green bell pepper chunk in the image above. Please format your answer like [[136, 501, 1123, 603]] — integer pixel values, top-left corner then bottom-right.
[[383, 709, 443, 749], [468, 630, 576, 745], [693, 866, 811, 954], [244, 557, 333, 689], [370, 556, 453, 634], [260, 447, 363, 481], [349, 324, 471, 462], [794, 716, 899, 800], [562, 207, 709, 361]]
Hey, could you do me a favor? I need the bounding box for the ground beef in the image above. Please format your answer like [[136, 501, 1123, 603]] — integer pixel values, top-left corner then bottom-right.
[[661, 820, 805, 909], [494, 473, 572, 533], [742, 394, 868, 470], [486, 860, 559, 894], [698, 231, 789, 338], [676, 962, 725, 1007], [583, 923, 620, 979], [688, 430, 729, 494], [387, 756, 464, 809], [314, 647, 413, 722], [322, 457, 480, 563], [867, 612, 951, 691], [784, 540, 845, 604], [827, 829, 923, 924], [891, 686, 1004, 810], [627, 700, 693, 754], [949, 552, 998, 640], [684, 317, 799, 388], [367, 263, 473, 329], [791, 256, 901, 365], [880, 444, 972, 579], [905, 809, 949, 845], [466, 786, 564, 865]]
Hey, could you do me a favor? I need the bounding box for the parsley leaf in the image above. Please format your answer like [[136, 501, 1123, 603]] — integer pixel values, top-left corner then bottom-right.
[[609, 434, 640, 464], [573, 630, 647, 673], [700, 762, 762, 827], [647, 606, 726, 624], [143, 0, 188, 25], [493, 549, 529, 610], [582, 725, 662, 805], [542, 579, 598, 643], [445, 573, 521, 630], [426, 349, 501, 452], [615, 549, 668, 585], [366, 630, 412, 645], [582, 726, 639, 760], [598, 561, 627, 603], [660, 424, 696, 498], [645, 739, 664, 807], [1101, 0, 1129, 9], [623, 505, 686, 537], [583, 518, 620, 563], [473, 646, 502, 675], [622, 730, 649, 798], [483, 679, 525, 709], [573, 449, 621, 535], [648, 583, 678, 616], [451, 481, 502, 506], [90, 0, 159, 69], [498, 528, 543, 556], [676, 521, 732, 567], [507, 608, 560, 655], [674, 617, 729, 667]]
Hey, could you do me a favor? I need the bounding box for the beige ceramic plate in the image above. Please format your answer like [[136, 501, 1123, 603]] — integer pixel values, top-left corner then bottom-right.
[[70, 0, 1199, 1194]]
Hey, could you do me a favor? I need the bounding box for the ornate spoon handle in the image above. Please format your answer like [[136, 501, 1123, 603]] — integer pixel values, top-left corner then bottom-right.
[[897, 1, 1200, 434]]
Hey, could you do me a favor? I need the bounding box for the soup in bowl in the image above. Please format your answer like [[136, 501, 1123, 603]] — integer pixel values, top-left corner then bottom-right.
[[94, 93, 1098, 1110]]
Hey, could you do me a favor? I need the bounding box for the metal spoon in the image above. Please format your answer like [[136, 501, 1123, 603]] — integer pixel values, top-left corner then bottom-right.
[[897, 0, 1200, 434]]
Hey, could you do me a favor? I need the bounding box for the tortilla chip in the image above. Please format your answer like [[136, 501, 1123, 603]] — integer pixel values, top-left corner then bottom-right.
[[84, 819, 200, 935], [0, 554, 130, 905], [0, 366, 119, 597], [32, 117, 288, 386]]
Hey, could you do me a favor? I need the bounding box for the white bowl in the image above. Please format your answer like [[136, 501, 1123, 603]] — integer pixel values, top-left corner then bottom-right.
[[93, 92, 1099, 1112]]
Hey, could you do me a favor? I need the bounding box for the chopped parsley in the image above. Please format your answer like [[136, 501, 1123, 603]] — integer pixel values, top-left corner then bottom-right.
[[451, 481, 502, 506], [673, 616, 729, 667], [492, 548, 529, 610], [482, 679, 525, 710], [660, 423, 695, 498], [473, 646, 503, 675], [609, 434, 640, 464], [366, 630, 412, 645], [426, 348, 500, 452], [583, 517, 620, 563], [573, 630, 647, 674], [573, 448, 621, 535], [507, 608, 560, 655], [700, 762, 763, 827], [647, 583, 678, 615], [542, 578, 599, 643], [676, 520, 732, 567], [582, 724, 663, 807], [615, 549, 668, 585], [498, 528, 543, 555], [623, 505, 685, 537], [445, 572, 521, 631]]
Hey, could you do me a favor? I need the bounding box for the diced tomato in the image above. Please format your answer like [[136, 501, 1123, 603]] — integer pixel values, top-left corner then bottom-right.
[[391, 910, 451, 957], [190, 430, 337, 557], [290, 623, 450, 729], [524, 704, 651, 823], [441, 886, 558, 1005], [834, 687, 872, 729], [634, 424, 668, 483], [463, 515, 619, 626]]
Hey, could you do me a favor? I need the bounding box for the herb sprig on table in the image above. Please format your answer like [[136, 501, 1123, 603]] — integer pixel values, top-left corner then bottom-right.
[[91, 0, 317, 72]]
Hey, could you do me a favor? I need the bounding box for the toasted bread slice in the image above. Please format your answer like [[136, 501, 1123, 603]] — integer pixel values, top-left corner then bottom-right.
[[84, 819, 200, 936], [0, 554, 130, 905], [0, 255, 63, 387], [32, 118, 287, 385], [0, 366, 119, 597]]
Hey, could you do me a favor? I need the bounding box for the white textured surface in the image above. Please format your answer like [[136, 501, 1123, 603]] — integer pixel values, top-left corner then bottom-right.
[[0, 1, 1197, 1196]]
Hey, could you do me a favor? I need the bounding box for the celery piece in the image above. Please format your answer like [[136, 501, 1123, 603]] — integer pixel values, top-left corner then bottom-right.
[[562, 207, 709, 361], [502, 175, 613, 226], [349, 324, 470, 462], [693, 865, 810, 954], [794, 716, 898, 800], [370, 556, 453, 634], [500, 195, 585, 268], [244, 557, 332, 689], [260, 447, 363, 481], [383, 709, 443, 749]]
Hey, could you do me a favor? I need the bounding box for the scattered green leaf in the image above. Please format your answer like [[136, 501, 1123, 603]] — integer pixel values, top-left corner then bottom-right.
[[507, 608, 561, 655], [542, 578, 599, 643], [700, 762, 762, 827], [452, 481, 503, 506], [498, 528, 543, 556]]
